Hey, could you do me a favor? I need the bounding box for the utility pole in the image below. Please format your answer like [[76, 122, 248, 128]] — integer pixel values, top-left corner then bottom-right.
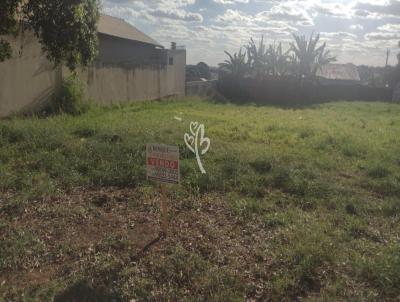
[[385, 49, 391, 87], [385, 48, 390, 68]]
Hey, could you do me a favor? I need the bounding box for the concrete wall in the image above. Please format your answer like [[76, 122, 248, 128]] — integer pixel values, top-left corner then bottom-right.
[[71, 48, 186, 104], [0, 32, 61, 117], [0, 33, 186, 117], [165, 49, 186, 97]]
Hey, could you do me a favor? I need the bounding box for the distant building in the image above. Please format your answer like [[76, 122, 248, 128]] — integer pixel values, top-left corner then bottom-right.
[[0, 14, 186, 117], [317, 63, 361, 85]]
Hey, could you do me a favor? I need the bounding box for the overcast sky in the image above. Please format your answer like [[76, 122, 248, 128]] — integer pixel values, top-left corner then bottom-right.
[[101, 0, 400, 67]]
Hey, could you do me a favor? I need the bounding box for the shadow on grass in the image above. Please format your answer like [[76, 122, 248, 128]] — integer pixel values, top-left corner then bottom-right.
[[54, 280, 123, 302]]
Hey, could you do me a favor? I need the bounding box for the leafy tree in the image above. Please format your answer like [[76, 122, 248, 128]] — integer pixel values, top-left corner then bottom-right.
[[219, 49, 248, 78], [196, 62, 211, 80], [290, 33, 336, 78], [0, 0, 19, 61], [186, 62, 211, 81], [186, 65, 200, 82], [0, 39, 13, 62], [0, 0, 100, 70]]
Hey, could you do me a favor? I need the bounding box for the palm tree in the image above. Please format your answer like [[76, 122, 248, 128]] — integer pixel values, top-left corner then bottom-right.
[[219, 49, 248, 78], [290, 33, 336, 78]]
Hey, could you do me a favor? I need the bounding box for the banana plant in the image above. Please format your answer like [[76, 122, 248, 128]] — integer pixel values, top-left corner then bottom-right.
[[290, 33, 336, 78], [266, 42, 291, 77], [219, 48, 248, 78], [246, 36, 268, 79], [246, 37, 291, 79]]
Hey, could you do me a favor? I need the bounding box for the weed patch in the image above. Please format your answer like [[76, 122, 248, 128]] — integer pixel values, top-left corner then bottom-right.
[[1, 100, 400, 300], [356, 244, 400, 298]]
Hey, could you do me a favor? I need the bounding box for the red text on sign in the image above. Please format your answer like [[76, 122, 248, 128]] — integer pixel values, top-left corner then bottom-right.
[[148, 157, 179, 170]]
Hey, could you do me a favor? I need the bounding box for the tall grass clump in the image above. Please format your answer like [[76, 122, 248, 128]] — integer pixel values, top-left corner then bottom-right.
[[50, 74, 88, 115]]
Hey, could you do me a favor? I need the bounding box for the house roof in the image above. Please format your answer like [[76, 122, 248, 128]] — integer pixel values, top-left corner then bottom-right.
[[98, 14, 162, 47], [317, 63, 361, 81]]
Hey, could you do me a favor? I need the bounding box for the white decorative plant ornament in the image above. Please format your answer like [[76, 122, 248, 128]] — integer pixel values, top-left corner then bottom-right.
[[184, 121, 210, 174]]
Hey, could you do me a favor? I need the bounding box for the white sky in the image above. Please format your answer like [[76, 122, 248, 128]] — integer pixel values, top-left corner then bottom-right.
[[102, 0, 400, 67]]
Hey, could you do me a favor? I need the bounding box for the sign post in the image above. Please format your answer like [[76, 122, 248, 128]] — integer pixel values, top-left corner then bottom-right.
[[146, 143, 180, 237], [160, 184, 168, 236]]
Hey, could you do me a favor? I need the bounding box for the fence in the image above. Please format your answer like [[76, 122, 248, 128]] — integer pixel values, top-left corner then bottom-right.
[[217, 76, 395, 106], [186, 80, 217, 97]]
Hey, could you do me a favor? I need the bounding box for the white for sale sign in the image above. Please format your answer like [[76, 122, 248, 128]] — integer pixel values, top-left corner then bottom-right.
[[146, 143, 180, 185]]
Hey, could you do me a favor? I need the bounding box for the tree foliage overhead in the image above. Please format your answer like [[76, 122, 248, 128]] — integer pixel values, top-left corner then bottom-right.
[[0, 0, 19, 61], [0, 0, 100, 70]]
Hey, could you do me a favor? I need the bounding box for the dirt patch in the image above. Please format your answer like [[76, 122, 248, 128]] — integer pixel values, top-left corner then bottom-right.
[[1, 187, 272, 300]]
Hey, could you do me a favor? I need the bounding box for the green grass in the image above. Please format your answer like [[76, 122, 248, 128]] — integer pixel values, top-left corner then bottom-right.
[[1, 98, 400, 301]]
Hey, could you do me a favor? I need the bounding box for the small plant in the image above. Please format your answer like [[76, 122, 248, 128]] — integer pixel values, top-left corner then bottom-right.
[[51, 74, 88, 115]]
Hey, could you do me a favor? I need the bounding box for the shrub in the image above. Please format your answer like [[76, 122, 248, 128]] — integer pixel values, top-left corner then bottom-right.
[[0, 125, 25, 144], [51, 74, 88, 115]]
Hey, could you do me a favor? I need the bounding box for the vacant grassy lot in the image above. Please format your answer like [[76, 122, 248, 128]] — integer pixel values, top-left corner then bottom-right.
[[1, 98, 400, 301]]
